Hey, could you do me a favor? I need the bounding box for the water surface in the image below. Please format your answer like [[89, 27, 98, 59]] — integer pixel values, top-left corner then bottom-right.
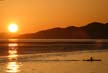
[[0, 39, 107, 73]]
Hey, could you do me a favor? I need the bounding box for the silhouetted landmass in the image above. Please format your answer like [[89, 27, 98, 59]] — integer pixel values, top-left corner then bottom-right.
[[81, 22, 108, 39], [0, 33, 10, 39], [19, 27, 89, 39], [18, 22, 108, 39], [0, 22, 108, 39], [0, 33, 17, 39]]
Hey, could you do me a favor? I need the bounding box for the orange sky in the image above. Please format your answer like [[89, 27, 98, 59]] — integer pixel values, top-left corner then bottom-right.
[[0, 0, 108, 34]]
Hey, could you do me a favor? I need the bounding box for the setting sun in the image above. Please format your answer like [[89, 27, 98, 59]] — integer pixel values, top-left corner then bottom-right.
[[8, 23, 18, 33]]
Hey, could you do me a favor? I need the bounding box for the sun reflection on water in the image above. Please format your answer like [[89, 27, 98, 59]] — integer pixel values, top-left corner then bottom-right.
[[6, 43, 21, 73], [8, 43, 18, 60], [6, 62, 20, 73]]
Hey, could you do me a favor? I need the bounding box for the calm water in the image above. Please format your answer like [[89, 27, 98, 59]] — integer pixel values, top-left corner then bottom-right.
[[0, 39, 107, 73]]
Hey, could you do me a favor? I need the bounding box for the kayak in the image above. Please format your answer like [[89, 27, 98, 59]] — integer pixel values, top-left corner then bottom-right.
[[82, 59, 102, 61]]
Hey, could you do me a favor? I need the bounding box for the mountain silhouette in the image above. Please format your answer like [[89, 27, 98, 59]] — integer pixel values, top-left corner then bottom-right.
[[18, 22, 108, 39], [81, 22, 108, 39]]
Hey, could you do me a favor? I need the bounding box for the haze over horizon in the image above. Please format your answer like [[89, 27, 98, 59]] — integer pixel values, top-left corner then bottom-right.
[[0, 0, 108, 34]]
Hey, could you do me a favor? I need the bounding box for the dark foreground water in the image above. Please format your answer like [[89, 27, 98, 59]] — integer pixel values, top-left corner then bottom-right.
[[0, 39, 108, 73]]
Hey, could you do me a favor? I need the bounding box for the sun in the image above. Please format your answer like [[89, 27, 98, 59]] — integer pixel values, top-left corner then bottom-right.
[[8, 23, 18, 33]]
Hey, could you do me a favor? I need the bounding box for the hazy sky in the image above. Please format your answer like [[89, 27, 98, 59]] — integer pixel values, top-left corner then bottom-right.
[[0, 0, 108, 34]]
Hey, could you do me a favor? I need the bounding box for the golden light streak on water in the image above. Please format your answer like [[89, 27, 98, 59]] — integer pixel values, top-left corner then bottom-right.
[[6, 43, 21, 73], [6, 62, 20, 73]]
